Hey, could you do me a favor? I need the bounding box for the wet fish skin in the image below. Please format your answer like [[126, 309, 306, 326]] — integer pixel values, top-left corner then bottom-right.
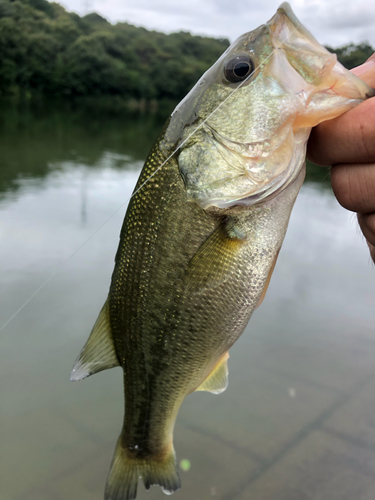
[[103, 140, 305, 500], [70, 3, 374, 499]]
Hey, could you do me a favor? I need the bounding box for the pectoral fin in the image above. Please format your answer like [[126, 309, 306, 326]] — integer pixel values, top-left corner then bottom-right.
[[195, 352, 229, 394], [184, 225, 244, 293], [70, 299, 120, 381]]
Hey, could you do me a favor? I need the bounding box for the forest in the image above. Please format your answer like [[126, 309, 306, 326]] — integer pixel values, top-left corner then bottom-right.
[[0, 0, 373, 103]]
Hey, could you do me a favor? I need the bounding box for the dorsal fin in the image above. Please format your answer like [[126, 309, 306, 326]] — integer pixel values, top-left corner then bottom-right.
[[195, 352, 229, 394], [70, 300, 120, 381], [184, 225, 244, 293]]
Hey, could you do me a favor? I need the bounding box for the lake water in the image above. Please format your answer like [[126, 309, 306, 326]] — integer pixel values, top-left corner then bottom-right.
[[1, 102, 375, 500]]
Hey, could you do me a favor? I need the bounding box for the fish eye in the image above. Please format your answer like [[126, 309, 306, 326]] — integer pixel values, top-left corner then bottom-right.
[[224, 54, 254, 83]]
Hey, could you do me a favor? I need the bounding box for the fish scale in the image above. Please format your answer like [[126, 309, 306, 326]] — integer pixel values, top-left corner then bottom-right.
[[70, 3, 374, 499], [110, 139, 283, 456]]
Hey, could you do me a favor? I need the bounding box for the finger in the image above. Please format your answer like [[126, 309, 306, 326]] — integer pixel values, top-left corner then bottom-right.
[[307, 96, 375, 166], [357, 213, 375, 262], [351, 53, 375, 82], [330, 163, 375, 213], [307, 56, 375, 166]]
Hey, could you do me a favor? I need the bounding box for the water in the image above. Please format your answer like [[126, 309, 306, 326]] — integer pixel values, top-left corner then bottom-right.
[[1, 103, 375, 500]]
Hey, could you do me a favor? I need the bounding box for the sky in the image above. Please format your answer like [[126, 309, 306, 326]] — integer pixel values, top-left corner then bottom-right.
[[59, 0, 375, 48]]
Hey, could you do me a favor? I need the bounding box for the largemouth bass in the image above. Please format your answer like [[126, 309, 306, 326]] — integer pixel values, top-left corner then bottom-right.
[[70, 3, 374, 499]]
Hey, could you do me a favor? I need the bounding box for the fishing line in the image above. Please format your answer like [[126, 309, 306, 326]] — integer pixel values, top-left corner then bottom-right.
[[127, 21, 301, 199], [1, 21, 298, 332], [129, 49, 273, 200], [0, 207, 127, 332]]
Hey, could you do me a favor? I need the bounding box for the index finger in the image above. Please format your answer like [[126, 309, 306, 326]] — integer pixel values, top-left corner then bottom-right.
[[307, 58, 375, 167]]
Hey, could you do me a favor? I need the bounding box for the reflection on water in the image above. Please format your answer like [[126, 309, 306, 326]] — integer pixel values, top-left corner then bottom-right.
[[0, 99, 170, 196], [1, 103, 375, 500]]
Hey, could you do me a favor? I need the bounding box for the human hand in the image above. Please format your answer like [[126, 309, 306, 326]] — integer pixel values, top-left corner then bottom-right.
[[307, 54, 375, 263]]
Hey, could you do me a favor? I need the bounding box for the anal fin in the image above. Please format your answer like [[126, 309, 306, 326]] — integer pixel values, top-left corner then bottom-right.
[[195, 352, 229, 395], [70, 299, 120, 381]]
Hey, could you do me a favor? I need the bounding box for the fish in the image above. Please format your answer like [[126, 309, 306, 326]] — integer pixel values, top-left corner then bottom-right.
[[70, 3, 374, 500]]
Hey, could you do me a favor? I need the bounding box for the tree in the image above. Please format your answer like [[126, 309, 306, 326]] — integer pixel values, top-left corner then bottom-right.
[[326, 42, 374, 69]]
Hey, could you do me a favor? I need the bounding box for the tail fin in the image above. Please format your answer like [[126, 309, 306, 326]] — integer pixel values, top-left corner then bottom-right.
[[105, 435, 181, 500]]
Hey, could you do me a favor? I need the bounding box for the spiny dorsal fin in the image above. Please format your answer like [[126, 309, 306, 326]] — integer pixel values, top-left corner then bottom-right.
[[70, 299, 120, 381], [184, 225, 243, 293], [195, 352, 229, 394]]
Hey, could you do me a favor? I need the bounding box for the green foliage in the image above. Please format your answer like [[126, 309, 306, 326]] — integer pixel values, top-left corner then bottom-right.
[[0, 0, 372, 102], [326, 42, 374, 69], [0, 0, 229, 101]]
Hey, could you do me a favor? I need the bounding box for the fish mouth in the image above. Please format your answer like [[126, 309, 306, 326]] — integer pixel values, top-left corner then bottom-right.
[[268, 2, 318, 50], [178, 2, 373, 211]]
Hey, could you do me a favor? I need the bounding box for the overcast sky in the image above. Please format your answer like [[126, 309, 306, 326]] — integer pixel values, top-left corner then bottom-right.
[[59, 0, 375, 48]]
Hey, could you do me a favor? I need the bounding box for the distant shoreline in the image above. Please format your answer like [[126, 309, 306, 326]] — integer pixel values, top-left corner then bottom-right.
[[1, 0, 372, 104], [0, 94, 179, 118]]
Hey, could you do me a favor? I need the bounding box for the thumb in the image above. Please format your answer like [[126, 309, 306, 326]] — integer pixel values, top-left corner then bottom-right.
[[307, 53, 375, 166], [351, 53, 375, 86]]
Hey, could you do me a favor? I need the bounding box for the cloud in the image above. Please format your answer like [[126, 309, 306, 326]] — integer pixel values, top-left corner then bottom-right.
[[300, 0, 375, 43], [59, 0, 375, 47]]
